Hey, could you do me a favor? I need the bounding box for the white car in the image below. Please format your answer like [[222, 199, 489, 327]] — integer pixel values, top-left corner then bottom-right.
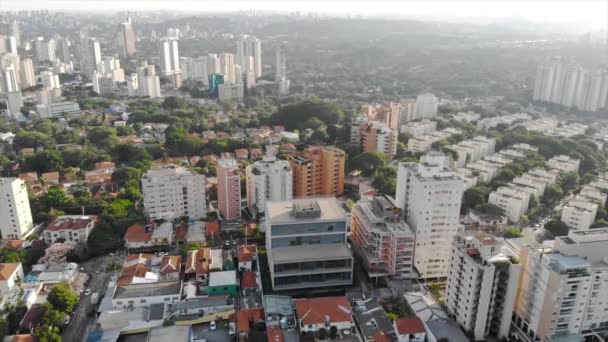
[[209, 320, 217, 331], [64, 315, 70, 325], [84, 288, 91, 296]]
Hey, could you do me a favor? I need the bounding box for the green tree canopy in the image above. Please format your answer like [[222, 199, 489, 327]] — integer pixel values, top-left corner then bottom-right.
[[14, 131, 54, 149], [87, 126, 118, 151], [504, 227, 523, 238], [47, 283, 78, 313], [350, 151, 387, 176], [544, 220, 569, 237], [558, 171, 579, 194], [372, 166, 397, 196], [271, 99, 345, 131], [474, 203, 505, 216], [543, 184, 564, 205]]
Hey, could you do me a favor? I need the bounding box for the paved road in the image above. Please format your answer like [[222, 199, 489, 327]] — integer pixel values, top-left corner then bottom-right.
[[62, 253, 124, 342]]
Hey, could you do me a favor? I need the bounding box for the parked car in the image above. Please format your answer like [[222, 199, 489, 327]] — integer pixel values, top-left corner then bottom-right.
[[84, 288, 91, 296], [210, 320, 217, 331]]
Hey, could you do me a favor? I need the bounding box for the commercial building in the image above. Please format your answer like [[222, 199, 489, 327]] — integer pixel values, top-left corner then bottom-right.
[[112, 281, 182, 309], [265, 198, 354, 291], [445, 234, 521, 341], [43, 215, 97, 244], [36, 101, 81, 118], [350, 195, 415, 279], [560, 196, 598, 231], [359, 120, 398, 160], [245, 146, 292, 214], [141, 166, 206, 221], [288, 146, 345, 197], [217, 157, 242, 221], [0, 178, 34, 240], [117, 18, 136, 58], [512, 228, 608, 340], [208, 73, 224, 97], [395, 152, 464, 279], [488, 186, 530, 223]]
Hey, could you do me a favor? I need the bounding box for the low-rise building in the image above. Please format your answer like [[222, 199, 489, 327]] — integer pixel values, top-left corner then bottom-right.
[[579, 186, 607, 206], [208, 270, 238, 296], [112, 281, 182, 309], [294, 296, 354, 336], [511, 175, 546, 199], [462, 210, 508, 233], [445, 234, 521, 340], [560, 197, 598, 231], [0, 263, 24, 295], [238, 245, 257, 272], [547, 155, 581, 174], [488, 187, 530, 223], [400, 119, 437, 136], [394, 317, 426, 342], [43, 215, 97, 244], [352, 299, 394, 342]]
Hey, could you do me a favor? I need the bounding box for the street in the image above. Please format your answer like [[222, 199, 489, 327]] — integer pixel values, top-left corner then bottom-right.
[[61, 253, 124, 342]]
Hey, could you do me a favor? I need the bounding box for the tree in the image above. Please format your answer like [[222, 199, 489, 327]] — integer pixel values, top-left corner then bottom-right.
[[543, 184, 564, 204], [271, 99, 345, 131], [33, 119, 60, 136], [35, 324, 62, 342], [544, 220, 569, 237], [162, 96, 186, 110], [504, 227, 523, 238], [47, 283, 78, 313], [87, 126, 118, 150], [474, 203, 505, 216], [40, 302, 66, 327], [116, 125, 135, 136], [112, 167, 142, 188], [372, 166, 397, 196], [104, 199, 133, 219], [14, 131, 54, 149], [23, 149, 62, 173], [350, 152, 387, 176], [462, 185, 491, 212], [41, 188, 72, 210], [529, 194, 539, 210], [558, 172, 579, 194]]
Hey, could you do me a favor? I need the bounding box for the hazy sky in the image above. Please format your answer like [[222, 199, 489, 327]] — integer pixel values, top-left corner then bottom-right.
[[1, 0, 607, 29]]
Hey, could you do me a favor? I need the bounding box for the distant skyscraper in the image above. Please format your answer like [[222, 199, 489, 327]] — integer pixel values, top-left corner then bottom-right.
[[219, 52, 235, 83], [159, 38, 181, 87], [208, 73, 224, 97], [7, 37, 17, 55], [56, 38, 71, 63], [19, 58, 36, 88], [275, 43, 287, 81], [34, 37, 56, 62], [127, 73, 138, 97], [2, 65, 20, 93], [180, 56, 208, 85], [167, 28, 180, 39], [236, 35, 262, 78], [117, 18, 137, 58], [207, 53, 220, 74], [81, 38, 101, 78], [136, 61, 161, 98], [9, 22, 20, 48], [0, 35, 6, 54], [415, 93, 438, 119]]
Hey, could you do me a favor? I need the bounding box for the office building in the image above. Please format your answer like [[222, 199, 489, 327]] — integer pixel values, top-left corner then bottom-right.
[[245, 146, 293, 214], [445, 234, 521, 341], [34, 37, 56, 62], [81, 38, 101, 78], [56, 38, 71, 63], [0, 178, 34, 240], [217, 83, 244, 102], [288, 146, 345, 197], [141, 166, 206, 221], [36, 101, 81, 118], [208, 73, 224, 97], [265, 197, 354, 291], [9, 22, 20, 48], [217, 157, 241, 221], [117, 18, 137, 58], [359, 120, 398, 160], [415, 93, 439, 119], [513, 228, 608, 340], [236, 35, 262, 78], [92, 72, 115, 97], [395, 152, 464, 279], [39, 70, 61, 89], [351, 195, 415, 279]]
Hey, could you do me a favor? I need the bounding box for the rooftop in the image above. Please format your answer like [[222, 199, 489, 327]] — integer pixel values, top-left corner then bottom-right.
[[46, 215, 97, 231], [0, 263, 20, 281], [236, 308, 264, 334], [113, 280, 182, 299], [294, 296, 352, 325], [395, 316, 425, 335], [124, 223, 153, 242], [208, 270, 237, 287], [425, 318, 469, 342], [271, 244, 352, 264], [266, 197, 346, 224], [241, 271, 258, 289]]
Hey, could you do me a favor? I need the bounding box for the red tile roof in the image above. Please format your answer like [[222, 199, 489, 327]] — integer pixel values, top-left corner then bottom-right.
[[241, 271, 257, 289], [185, 248, 210, 275], [124, 223, 152, 243], [12, 334, 36, 342], [206, 221, 219, 237], [175, 224, 187, 242], [294, 297, 352, 326], [46, 216, 97, 232], [0, 263, 20, 281], [238, 245, 257, 263], [394, 317, 425, 335], [19, 172, 38, 182], [373, 331, 393, 342], [236, 308, 264, 334], [160, 255, 182, 274], [3, 240, 24, 250], [117, 253, 153, 285], [266, 324, 284, 342], [94, 161, 116, 170], [41, 171, 59, 180]]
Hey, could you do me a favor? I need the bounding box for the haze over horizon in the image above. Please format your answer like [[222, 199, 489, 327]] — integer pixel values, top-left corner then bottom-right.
[[1, 0, 607, 31]]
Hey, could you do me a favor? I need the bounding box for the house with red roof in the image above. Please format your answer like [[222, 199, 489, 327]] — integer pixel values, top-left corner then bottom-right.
[[238, 245, 257, 272], [240, 271, 259, 296], [116, 253, 157, 286], [184, 248, 211, 283], [124, 223, 154, 250], [43, 215, 97, 244], [18, 172, 38, 183], [159, 255, 182, 280], [205, 221, 220, 240], [41, 172, 60, 185], [394, 317, 426, 342], [236, 308, 264, 341], [235, 149, 249, 161], [294, 296, 354, 335]]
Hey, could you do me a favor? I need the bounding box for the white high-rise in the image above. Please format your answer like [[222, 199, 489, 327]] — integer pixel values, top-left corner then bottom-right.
[[236, 35, 262, 78], [2, 65, 20, 93], [117, 18, 137, 58], [275, 43, 290, 95], [135, 62, 161, 98], [180, 56, 208, 86], [159, 38, 181, 87], [141, 166, 206, 221], [0, 178, 34, 240], [395, 151, 464, 279], [445, 234, 521, 341], [19, 58, 36, 88], [81, 38, 101, 78], [207, 53, 221, 74], [245, 146, 293, 214], [415, 93, 439, 118], [219, 53, 235, 84]]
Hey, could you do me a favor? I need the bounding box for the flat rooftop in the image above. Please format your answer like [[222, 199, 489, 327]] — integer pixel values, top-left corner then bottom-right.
[[271, 244, 352, 263], [113, 280, 182, 299], [266, 197, 346, 224]]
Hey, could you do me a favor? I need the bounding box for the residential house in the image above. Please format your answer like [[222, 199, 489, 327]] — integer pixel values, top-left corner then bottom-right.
[[0, 263, 24, 295], [208, 270, 238, 296], [43, 215, 97, 244], [394, 317, 426, 342], [294, 297, 354, 336]]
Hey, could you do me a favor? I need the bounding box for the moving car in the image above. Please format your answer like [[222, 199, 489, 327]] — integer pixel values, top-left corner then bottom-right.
[[210, 320, 217, 331]]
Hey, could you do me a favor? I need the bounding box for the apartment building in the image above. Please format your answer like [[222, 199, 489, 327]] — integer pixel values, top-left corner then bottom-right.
[[488, 186, 530, 223], [350, 195, 415, 279], [450, 136, 496, 168], [0, 178, 34, 240], [399, 119, 437, 137], [217, 157, 242, 220], [245, 147, 292, 214], [526, 167, 559, 185], [288, 146, 345, 197], [560, 196, 598, 231], [579, 186, 607, 206], [476, 113, 532, 131], [141, 166, 206, 221], [445, 234, 521, 341], [407, 128, 461, 153], [362, 102, 400, 130], [359, 121, 398, 160], [547, 155, 581, 174], [512, 228, 608, 340], [395, 152, 464, 279], [511, 176, 546, 199], [265, 198, 353, 291]]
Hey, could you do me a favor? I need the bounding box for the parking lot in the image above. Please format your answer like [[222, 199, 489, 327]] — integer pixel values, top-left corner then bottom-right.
[[192, 320, 231, 342]]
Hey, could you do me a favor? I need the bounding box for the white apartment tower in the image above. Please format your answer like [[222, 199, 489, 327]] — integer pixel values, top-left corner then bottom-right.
[[395, 151, 464, 279], [245, 146, 293, 214], [2, 65, 19, 93], [141, 166, 206, 221], [236, 35, 262, 78], [219, 53, 236, 84], [159, 38, 181, 88], [415, 93, 439, 119], [19, 58, 36, 88], [0, 178, 34, 240], [445, 234, 521, 341]]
